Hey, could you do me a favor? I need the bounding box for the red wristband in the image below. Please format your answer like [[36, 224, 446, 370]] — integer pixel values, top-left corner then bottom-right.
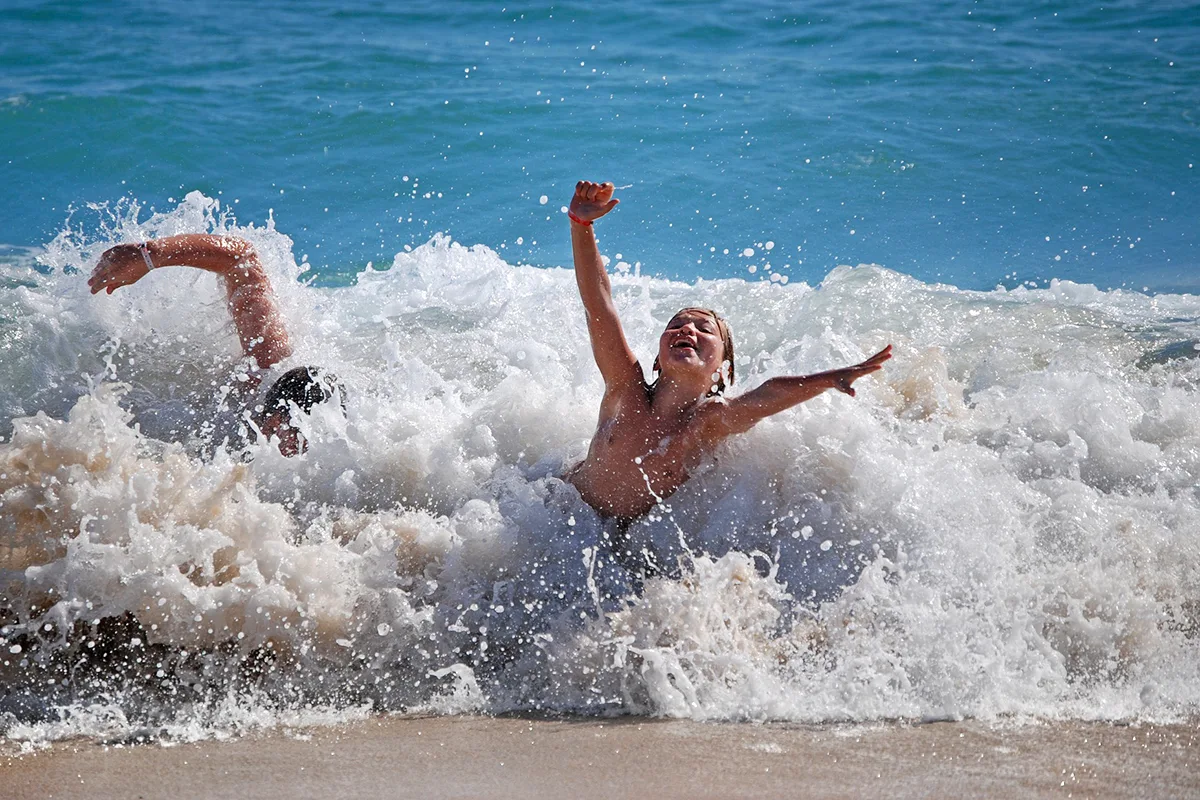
[[567, 210, 592, 227]]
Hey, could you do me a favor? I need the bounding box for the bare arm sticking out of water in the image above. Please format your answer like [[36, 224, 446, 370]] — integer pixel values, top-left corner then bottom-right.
[[88, 234, 293, 371], [569, 181, 639, 417], [564, 180, 892, 521], [710, 346, 893, 436]]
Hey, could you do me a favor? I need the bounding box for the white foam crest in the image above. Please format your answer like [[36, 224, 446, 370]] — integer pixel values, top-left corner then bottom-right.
[[3, 195, 1200, 741], [0, 386, 449, 656]]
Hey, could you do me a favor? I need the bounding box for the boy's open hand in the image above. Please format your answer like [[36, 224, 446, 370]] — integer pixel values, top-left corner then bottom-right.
[[88, 244, 151, 294], [570, 181, 620, 223], [827, 344, 893, 397]]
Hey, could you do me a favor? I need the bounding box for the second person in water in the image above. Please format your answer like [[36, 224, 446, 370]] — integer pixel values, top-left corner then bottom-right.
[[564, 180, 892, 521]]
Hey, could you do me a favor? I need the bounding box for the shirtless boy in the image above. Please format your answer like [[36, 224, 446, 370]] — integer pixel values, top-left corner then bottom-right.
[[88, 234, 343, 456], [565, 181, 892, 520]]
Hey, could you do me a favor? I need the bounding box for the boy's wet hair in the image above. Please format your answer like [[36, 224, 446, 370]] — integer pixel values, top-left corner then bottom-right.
[[263, 366, 347, 418], [659, 307, 736, 395]]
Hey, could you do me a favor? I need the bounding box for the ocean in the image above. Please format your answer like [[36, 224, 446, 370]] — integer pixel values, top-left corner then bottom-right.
[[2, 0, 1200, 743]]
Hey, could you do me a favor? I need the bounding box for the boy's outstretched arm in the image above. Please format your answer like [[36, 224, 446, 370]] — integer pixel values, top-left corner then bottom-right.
[[569, 181, 642, 390], [88, 234, 293, 370], [712, 345, 892, 435]]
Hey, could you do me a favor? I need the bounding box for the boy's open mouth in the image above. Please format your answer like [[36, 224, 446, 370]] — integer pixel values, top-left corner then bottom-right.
[[671, 341, 697, 353]]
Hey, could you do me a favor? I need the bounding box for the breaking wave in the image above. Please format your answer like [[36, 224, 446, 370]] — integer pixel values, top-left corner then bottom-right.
[[3, 193, 1200, 743]]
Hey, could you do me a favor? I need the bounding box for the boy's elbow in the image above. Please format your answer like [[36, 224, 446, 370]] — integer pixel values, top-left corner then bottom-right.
[[221, 236, 256, 260]]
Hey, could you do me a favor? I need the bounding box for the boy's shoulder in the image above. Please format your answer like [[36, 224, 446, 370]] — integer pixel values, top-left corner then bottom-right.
[[689, 393, 732, 426], [689, 393, 758, 442]]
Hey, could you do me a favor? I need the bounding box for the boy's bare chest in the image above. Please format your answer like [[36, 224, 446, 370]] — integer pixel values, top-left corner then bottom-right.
[[594, 409, 700, 469]]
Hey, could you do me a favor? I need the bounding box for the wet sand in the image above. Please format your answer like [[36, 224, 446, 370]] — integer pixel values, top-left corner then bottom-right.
[[2, 716, 1197, 799]]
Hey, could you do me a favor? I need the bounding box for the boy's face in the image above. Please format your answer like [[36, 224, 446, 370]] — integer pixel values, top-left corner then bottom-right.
[[658, 308, 727, 386]]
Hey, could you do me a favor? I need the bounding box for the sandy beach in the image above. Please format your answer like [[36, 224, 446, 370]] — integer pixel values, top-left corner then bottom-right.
[[2, 715, 1196, 799]]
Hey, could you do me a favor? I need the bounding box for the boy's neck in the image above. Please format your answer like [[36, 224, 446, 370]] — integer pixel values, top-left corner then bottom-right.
[[651, 374, 711, 417]]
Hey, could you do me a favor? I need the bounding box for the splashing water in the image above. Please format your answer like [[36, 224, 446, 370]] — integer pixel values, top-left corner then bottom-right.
[[2, 194, 1200, 744]]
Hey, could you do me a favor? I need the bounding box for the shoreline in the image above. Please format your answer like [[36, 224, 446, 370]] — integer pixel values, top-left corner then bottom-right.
[[2, 715, 1197, 799]]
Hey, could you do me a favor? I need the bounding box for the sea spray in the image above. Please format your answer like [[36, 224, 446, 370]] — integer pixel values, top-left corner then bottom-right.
[[2, 195, 1200, 743]]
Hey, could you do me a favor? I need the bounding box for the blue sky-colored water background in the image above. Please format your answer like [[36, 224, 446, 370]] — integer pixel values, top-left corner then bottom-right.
[[2, 0, 1198, 289]]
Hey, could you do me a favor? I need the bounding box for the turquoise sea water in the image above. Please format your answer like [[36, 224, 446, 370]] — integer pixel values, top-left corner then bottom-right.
[[3, 0, 1198, 289]]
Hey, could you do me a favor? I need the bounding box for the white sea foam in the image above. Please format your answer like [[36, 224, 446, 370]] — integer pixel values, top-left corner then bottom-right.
[[2, 194, 1200, 742]]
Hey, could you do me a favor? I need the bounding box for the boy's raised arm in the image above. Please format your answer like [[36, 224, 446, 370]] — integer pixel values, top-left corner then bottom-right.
[[89, 233, 293, 371], [569, 181, 643, 390], [712, 345, 893, 435]]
